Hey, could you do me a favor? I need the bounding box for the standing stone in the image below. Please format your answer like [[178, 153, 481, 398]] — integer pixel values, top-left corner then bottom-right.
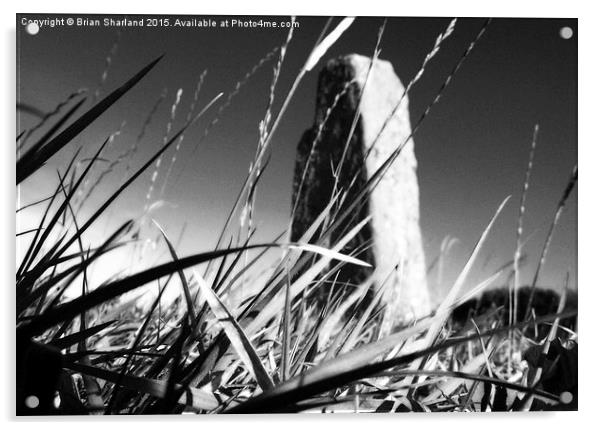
[[291, 54, 430, 334]]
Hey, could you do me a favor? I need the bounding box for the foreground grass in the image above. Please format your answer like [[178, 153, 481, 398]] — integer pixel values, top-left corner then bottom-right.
[[16, 17, 577, 415]]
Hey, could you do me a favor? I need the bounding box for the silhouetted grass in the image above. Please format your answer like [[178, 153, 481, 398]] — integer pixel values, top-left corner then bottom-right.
[[16, 17, 577, 415]]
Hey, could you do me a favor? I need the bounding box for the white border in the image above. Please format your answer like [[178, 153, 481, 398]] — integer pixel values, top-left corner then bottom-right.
[[3, 1, 600, 428]]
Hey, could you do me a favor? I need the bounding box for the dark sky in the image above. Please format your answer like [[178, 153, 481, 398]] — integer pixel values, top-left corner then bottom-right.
[[16, 15, 577, 299]]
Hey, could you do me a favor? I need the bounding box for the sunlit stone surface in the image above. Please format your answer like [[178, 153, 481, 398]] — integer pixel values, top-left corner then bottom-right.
[[292, 54, 431, 334]]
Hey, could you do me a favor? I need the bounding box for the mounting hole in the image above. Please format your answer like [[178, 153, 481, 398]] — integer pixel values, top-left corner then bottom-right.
[[25, 22, 39, 36], [25, 395, 40, 409], [559, 26, 573, 40], [560, 391, 573, 404]]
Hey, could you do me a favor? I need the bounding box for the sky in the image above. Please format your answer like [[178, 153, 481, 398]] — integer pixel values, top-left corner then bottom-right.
[[16, 15, 577, 301]]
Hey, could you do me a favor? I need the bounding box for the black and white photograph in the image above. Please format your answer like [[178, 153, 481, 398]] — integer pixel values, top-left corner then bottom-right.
[[12, 3, 584, 418]]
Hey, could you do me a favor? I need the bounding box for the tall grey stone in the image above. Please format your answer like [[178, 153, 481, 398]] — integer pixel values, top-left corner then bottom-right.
[[292, 54, 430, 334]]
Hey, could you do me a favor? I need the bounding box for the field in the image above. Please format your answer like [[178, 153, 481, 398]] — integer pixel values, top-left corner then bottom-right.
[[16, 16, 577, 414]]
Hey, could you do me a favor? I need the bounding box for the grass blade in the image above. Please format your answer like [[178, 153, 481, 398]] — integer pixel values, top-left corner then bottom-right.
[[17, 55, 163, 183], [525, 166, 577, 315], [65, 361, 219, 412], [154, 220, 196, 327], [50, 321, 116, 350], [245, 217, 371, 336], [228, 311, 575, 413], [194, 271, 275, 391], [19, 243, 318, 336]]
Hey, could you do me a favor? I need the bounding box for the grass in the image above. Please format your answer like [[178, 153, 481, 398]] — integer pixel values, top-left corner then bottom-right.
[[16, 17, 577, 415]]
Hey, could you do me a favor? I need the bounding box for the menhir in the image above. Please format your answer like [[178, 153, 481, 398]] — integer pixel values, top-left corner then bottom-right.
[[291, 54, 431, 335]]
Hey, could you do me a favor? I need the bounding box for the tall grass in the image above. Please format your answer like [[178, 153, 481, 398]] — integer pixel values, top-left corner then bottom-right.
[[16, 17, 577, 415]]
